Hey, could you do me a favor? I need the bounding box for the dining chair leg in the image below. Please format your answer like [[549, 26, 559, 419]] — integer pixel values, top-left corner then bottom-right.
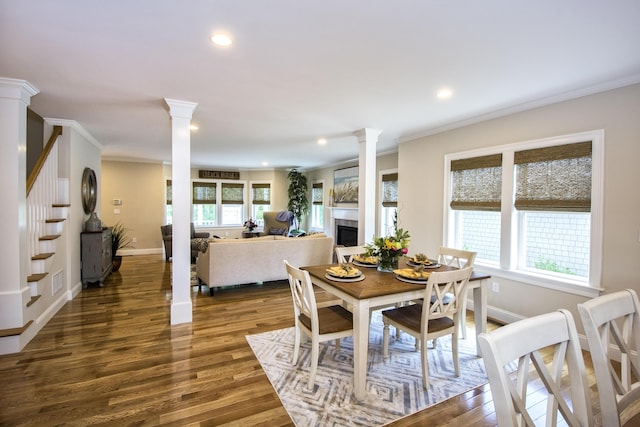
[[292, 326, 301, 364], [452, 329, 460, 377], [382, 322, 390, 361], [308, 340, 319, 390], [335, 338, 340, 352], [420, 336, 429, 389]]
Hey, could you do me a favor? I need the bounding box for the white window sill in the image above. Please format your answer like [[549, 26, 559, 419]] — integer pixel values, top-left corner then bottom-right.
[[475, 264, 603, 299]]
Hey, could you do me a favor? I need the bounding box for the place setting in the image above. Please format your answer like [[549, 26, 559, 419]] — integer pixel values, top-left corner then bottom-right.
[[352, 254, 378, 268], [325, 264, 365, 282], [405, 252, 441, 269]]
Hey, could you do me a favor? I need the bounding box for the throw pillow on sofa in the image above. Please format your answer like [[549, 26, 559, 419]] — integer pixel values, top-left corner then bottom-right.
[[268, 227, 287, 235]]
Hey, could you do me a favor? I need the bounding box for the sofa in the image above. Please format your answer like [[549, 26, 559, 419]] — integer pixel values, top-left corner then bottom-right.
[[196, 233, 333, 295], [160, 223, 211, 262]]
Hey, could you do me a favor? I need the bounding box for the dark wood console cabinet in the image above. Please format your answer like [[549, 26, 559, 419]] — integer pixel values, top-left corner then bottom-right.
[[81, 228, 112, 288]]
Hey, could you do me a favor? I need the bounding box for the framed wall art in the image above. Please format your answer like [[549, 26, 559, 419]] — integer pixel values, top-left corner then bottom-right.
[[333, 166, 359, 204]]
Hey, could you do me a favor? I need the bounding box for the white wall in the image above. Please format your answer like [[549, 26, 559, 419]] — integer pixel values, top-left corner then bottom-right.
[[398, 83, 640, 326]]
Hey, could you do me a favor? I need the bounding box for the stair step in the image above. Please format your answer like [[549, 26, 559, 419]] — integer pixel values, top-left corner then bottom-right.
[[32, 252, 54, 261], [27, 273, 47, 282], [39, 235, 61, 241], [0, 320, 33, 338], [26, 295, 41, 307], [45, 218, 66, 223]]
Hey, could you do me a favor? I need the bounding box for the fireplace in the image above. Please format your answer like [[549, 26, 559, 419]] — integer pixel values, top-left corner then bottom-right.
[[335, 218, 358, 247], [336, 225, 358, 247]]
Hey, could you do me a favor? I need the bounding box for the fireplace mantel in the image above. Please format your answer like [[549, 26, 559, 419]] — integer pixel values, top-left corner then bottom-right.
[[328, 207, 358, 221]]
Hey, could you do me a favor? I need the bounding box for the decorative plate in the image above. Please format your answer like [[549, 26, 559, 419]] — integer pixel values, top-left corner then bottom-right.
[[393, 268, 431, 281], [324, 273, 366, 282], [353, 260, 377, 268], [353, 255, 378, 265], [407, 259, 441, 269], [326, 265, 362, 278]]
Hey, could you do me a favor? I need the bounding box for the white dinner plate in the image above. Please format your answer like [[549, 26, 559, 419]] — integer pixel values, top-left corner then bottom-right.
[[406, 260, 441, 269], [324, 273, 366, 282], [395, 274, 429, 285], [352, 260, 377, 268]]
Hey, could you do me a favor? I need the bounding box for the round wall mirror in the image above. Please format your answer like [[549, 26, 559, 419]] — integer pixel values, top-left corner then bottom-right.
[[81, 167, 97, 214]]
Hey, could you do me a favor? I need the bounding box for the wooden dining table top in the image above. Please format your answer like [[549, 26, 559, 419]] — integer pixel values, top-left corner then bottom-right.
[[302, 259, 490, 300]]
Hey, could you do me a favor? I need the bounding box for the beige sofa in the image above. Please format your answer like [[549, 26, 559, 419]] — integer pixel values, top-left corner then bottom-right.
[[196, 234, 333, 295]]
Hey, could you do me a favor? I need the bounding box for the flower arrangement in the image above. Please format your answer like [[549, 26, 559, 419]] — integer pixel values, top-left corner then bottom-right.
[[243, 218, 257, 231], [364, 228, 410, 272]]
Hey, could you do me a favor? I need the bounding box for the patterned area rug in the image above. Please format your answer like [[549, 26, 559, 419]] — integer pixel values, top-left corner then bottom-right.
[[246, 313, 489, 426]]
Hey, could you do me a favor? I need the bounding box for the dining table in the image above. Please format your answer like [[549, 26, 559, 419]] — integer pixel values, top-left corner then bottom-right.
[[302, 258, 491, 402]]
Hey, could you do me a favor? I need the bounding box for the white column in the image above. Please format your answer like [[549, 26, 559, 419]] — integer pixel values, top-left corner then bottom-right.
[[354, 128, 381, 244], [165, 98, 197, 325], [0, 78, 38, 330]]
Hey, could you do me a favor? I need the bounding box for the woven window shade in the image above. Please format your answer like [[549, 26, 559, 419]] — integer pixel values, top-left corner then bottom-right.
[[192, 182, 216, 204], [221, 183, 244, 204], [382, 173, 398, 207], [312, 182, 323, 205], [166, 180, 172, 205], [514, 141, 591, 212], [251, 183, 271, 205], [450, 154, 502, 211]]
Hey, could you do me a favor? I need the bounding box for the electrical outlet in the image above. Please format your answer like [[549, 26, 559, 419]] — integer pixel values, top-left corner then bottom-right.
[[492, 282, 500, 292], [132, 237, 137, 243]]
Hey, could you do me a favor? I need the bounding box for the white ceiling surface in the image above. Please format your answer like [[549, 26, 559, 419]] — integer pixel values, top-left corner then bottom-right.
[[2, 1, 640, 170]]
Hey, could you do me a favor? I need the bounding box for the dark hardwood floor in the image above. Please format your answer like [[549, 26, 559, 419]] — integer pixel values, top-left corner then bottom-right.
[[0, 254, 602, 426]]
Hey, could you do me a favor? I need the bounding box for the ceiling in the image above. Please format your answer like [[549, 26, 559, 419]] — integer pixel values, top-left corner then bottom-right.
[[2, 1, 640, 171]]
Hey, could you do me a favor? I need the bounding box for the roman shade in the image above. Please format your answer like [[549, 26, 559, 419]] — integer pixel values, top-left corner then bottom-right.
[[221, 183, 244, 204], [450, 154, 502, 211], [251, 183, 271, 205], [312, 182, 323, 205], [382, 173, 398, 207], [193, 182, 216, 204], [514, 141, 592, 212]]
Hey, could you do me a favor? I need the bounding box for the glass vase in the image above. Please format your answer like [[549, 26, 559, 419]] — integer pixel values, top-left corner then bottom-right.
[[377, 253, 399, 272]]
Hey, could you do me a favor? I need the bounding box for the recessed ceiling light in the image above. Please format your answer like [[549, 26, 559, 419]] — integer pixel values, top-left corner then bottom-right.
[[210, 33, 232, 47], [317, 138, 327, 145], [190, 124, 199, 131], [262, 161, 269, 167], [437, 88, 453, 99]]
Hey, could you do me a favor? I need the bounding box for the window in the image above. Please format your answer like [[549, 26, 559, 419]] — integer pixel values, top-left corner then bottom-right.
[[311, 181, 324, 230], [221, 182, 244, 226], [449, 155, 502, 264], [251, 183, 271, 227], [380, 171, 398, 236], [192, 182, 216, 226], [445, 130, 603, 293]]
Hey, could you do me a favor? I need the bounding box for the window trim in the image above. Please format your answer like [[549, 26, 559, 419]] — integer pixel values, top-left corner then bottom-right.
[[443, 130, 604, 297]]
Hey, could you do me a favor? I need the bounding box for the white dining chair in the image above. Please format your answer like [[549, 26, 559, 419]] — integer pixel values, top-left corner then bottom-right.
[[436, 246, 476, 339], [478, 309, 592, 427], [335, 245, 367, 264], [283, 260, 354, 390], [382, 267, 472, 389], [577, 289, 640, 427]]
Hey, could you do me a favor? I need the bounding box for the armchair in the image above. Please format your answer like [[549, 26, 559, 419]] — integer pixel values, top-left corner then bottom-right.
[[261, 211, 292, 236], [160, 223, 210, 262]]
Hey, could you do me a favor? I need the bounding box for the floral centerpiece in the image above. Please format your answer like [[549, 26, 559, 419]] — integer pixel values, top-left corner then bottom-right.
[[364, 228, 410, 272], [243, 218, 257, 231]]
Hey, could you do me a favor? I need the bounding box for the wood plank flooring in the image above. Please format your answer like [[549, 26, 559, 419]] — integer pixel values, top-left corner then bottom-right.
[[0, 254, 602, 426]]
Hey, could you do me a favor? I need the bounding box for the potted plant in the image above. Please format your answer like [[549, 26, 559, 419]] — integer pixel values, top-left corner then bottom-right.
[[287, 168, 309, 235], [110, 221, 132, 272]]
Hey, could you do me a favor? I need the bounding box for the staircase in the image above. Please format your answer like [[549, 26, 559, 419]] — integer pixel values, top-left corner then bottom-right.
[[0, 126, 69, 349]]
